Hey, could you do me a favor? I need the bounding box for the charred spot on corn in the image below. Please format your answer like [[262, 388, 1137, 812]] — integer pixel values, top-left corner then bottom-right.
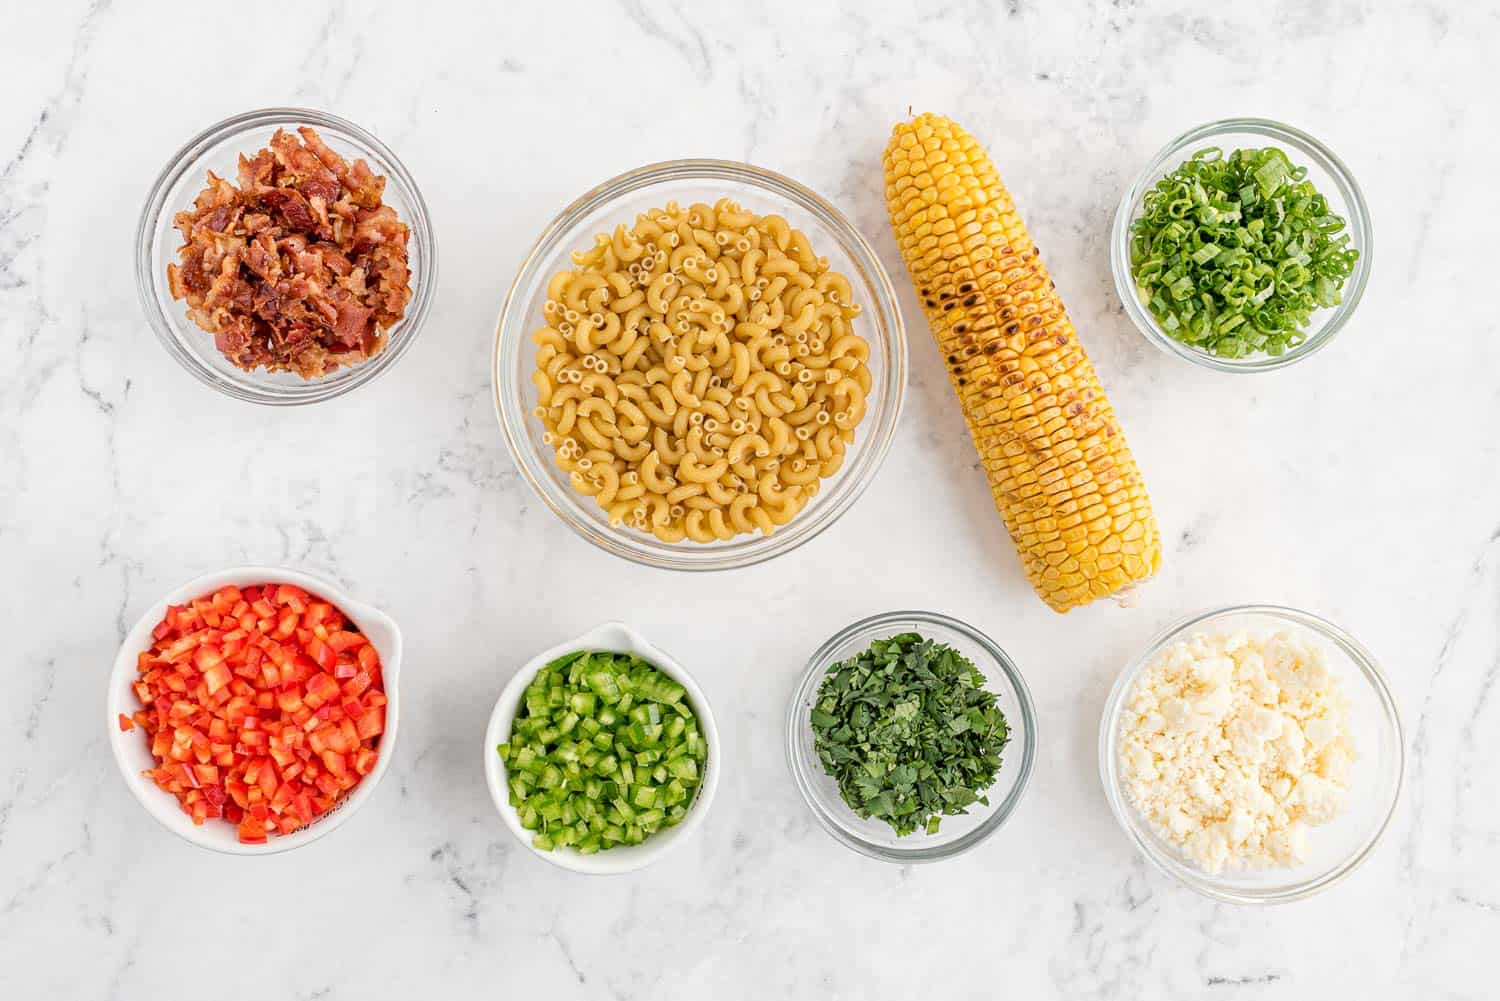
[[882, 112, 1162, 613]]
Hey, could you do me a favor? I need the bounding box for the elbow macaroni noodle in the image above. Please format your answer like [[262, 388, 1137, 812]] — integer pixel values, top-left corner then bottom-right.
[[531, 198, 871, 542]]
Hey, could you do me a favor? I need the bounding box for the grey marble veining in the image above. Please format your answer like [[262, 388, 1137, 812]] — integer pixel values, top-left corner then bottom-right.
[[2, 0, 1496, 997]]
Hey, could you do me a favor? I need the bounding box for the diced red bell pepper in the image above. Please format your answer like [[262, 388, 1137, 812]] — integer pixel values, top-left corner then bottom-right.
[[326, 630, 367, 653], [304, 672, 340, 709], [341, 670, 372, 698], [211, 586, 242, 614], [238, 816, 267, 844], [353, 747, 378, 776], [354, 706, 384, 741], [125, 582, 385, 845], [275, 584, 309, 611], [202, 662, 233, 696], [307, 638, 337, 674]]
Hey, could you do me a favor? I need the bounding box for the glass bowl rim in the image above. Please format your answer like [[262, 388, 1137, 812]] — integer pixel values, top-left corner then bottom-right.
[[491, 157, 908, 571], [1109, 117, 1373, 374], [785, 609, 1039, 864], [1097, 602, 1405, 904], [134, 106, 438, 406]]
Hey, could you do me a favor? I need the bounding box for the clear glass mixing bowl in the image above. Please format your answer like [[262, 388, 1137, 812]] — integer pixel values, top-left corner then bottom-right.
[[492, 159, 906, 571], [1099, 604, 1403, 903]]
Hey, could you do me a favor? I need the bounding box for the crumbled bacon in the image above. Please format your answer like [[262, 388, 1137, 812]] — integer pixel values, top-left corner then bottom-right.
[[167, 127, 412, 379]]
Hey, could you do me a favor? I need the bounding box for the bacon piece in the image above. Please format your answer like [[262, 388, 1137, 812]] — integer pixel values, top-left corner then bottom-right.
[[290, 248, 323, 277], [251, 283, 281, 322], [238, 150, 276, 190], [243, 233, 280, 282], [314, 243, 353, 278], [269, 130, 336, 186], [258, 188, 319, 234], [352, 205, 407, 251], [336, 266, 367, 297], [165, 127, 411, 378], [307, 194, 330, 235], [241, 213, 274, 235], [332, 299, 375, 349], [298, 127, 384, 208], [214, 316, 254, 358], [202, 250, 244, 311], [167, 263, 187, 301], [302, 176, 341, 205], [307, 285, 340, 326]]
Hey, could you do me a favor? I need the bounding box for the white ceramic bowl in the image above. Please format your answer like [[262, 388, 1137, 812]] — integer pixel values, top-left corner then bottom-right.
[[107, 566, 403, 855], [483, 622, 720, 874]]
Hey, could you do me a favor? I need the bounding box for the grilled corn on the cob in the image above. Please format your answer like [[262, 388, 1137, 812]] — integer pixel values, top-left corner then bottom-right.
[[883, 113, 1160, 612]]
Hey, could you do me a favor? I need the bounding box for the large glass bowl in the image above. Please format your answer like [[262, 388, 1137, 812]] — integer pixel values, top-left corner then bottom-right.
[[136, 107, 436, 405], [1098, 605, 1404, 903], [492, 159, 906, 571], [1110, 118, 1372, 373], [786, 610, 1037, 864]]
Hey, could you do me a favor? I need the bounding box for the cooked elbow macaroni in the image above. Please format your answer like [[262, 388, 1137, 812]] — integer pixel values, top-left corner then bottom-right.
[[531, 198, 871, 543]]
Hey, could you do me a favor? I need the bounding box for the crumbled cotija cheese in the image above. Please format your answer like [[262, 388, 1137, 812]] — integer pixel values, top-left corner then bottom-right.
[[1118, 630, 1355, 873]]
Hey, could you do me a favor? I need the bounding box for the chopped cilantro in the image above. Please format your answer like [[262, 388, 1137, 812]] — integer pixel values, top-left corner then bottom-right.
[[810, 632, 1009, 837]]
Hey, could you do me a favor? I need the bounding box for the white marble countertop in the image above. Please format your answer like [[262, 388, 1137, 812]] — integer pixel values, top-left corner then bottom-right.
[[3, 1, 1495, 997]]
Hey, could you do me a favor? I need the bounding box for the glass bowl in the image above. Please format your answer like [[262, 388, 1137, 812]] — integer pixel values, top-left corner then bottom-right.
[[492, 159, 907, 571], [136, 107, 437, 405], [786, 610, 1037, 864], [1110, 118, 1372, 373], [1098, 605, 1404, 904]]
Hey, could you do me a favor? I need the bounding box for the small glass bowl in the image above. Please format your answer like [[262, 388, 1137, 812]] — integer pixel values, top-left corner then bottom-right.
[[136, 108, 437, 405], [1110, 118, 1372, 372], [1099, 605, 1403, 904], [786, 610, 1037, 864], [492, 159, 906, 571]]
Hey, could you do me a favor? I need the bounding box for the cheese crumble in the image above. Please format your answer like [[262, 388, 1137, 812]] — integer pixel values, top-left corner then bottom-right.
[[1118, 630, 1355, 873]]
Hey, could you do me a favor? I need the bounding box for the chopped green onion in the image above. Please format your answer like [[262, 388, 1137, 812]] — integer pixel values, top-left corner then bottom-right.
[[1129, 145, 1358, 358]]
